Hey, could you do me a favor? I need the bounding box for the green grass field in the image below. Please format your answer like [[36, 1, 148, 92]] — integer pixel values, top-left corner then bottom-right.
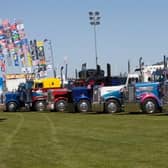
[[0, 111, 168, 168]]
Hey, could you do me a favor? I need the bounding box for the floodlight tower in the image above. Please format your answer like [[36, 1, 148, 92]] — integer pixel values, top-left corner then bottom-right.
[[89, 11, 101, 67]]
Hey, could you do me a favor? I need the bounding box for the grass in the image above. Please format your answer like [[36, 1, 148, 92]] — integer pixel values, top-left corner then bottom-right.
[[0, 111, 168, 168]]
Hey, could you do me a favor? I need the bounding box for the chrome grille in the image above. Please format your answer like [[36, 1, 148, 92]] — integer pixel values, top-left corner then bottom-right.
[[162, 83, 168, 104], [93, 87, 100, 102], [125, 85, 136, 102], [47, 90, 52, 102]]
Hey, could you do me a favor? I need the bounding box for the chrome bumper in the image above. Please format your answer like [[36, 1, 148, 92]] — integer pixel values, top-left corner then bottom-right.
[[124, 102, 141, 112], [162, 103, 168, 112], [92, 102, 104, 112], [0, 104, 6, 112], [67, 103, 76, 113], [47, 102, 55, 111]]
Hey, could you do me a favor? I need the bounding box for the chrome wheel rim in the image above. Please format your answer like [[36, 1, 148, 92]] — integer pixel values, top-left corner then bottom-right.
[[79, 102, 88, 112], [107, 102, 117, 113], [145, 101, 155, 113], [37, 102, 45, 111], [57, 102, 66, 112], [8, 103, 16, 111]]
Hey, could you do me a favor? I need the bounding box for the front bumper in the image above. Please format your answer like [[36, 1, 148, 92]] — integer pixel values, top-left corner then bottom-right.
[[162, 103, 168, 112], [92, 102, 104, 112], [124, 102, 141, 112], [0, 104, 6, 112], [47, 102, 55, 111]]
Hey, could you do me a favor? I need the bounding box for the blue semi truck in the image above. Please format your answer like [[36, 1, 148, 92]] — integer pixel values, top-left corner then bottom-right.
[[4, 81, 34, 112], [123, 82, 162, 113], [123, 69, 168, 114], [71, 86, 92, 112]]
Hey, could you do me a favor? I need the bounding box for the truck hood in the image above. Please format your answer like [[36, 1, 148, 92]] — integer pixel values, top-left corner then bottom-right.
[[99, 85, 125, 96], [5, 91, 19, 96]]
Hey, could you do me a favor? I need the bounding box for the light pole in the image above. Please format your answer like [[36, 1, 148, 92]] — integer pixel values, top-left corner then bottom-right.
[[139, 57, 143, 82], [44, 39, 56, 77], [89, 11, 101, 67]]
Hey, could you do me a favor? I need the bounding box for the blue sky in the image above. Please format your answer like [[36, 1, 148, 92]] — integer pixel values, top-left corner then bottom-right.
[[1, 0, 168, 77]]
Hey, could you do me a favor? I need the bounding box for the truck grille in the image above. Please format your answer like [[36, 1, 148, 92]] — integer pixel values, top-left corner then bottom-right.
[[93, 87, 100, 102], [162, 84, 168, 104], [124, 85, 136, 102], [47, 90, 53, 102]]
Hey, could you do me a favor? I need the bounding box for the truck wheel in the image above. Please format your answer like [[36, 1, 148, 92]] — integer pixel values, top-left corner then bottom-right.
[[55, 100, 67, 112], [35, 101, 46, 112], [77, 100, 90, 112], [142, 99, 158, 114], [105, 100, 120, 113], [7, 102, 17, 112]]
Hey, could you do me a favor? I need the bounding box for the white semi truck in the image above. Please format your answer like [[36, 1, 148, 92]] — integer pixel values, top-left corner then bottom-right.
[[92, 73, 140, 113]]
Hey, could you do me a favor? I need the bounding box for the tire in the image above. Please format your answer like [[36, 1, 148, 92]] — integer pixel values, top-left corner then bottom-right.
[[35, 101, 46, 112], [105, 99, 120, 113], [55, 100, 67, 112], [77, 100, 90, 113], [7, 102, 17, 112], [142, 98, 158, 114]]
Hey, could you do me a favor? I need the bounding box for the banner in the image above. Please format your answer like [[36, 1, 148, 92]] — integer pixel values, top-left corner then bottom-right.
[[36, 41, 45, 61], [0, 19, 33, 79], [27, 52, 32, 67]]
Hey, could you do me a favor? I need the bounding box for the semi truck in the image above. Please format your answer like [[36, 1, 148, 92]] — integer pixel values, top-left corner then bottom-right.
[[91, 73, 140, 113], [70, 86, 92, 112], [5, 80, 34, 112], [47, 88, 71, 112], [4, 77, 62, 112], [123, 82, 162, 113], [123, 68, 168, 113]]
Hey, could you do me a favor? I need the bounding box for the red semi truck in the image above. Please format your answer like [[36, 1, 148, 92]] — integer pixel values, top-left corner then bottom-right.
[[47, 88, 71, 112]]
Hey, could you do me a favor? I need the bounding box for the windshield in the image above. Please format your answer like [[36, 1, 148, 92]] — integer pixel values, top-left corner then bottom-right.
[[152, 69, 168, 82], [93, 76, 127, 86], [35, 82, 43, 89], [26, 80, 34, 89], [128, 77, 139, 85], [111, 77, 127, 86]]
